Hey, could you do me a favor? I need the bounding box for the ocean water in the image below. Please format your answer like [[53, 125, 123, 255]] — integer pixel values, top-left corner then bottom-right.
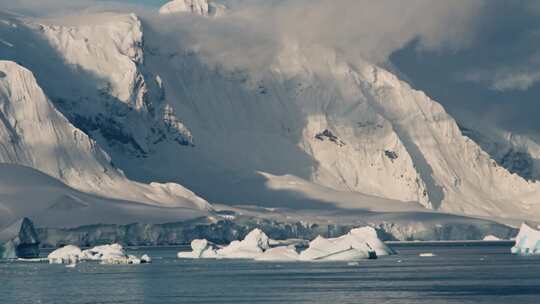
[[1, 243, 540, 304]]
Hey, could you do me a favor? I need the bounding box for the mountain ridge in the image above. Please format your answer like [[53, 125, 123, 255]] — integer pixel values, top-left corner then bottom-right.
[[0, 9, 539, 228]]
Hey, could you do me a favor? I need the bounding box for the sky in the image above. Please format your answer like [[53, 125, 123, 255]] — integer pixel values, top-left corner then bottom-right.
[[391, 1, 540, 136], [1, 0, 539, 137]]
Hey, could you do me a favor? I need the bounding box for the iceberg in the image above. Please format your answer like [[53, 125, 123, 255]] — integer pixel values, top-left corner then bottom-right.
[[47, 243, 151, 264], [48, 245, 82, 264], [215, 228, 271, 259], [178, 227, 394, 261], [81, 244, 126, 261], [177, 239, 219, 259], [0, 218, 40, 259], [511, 223, 540, 255], [299, 227, 394, 261]]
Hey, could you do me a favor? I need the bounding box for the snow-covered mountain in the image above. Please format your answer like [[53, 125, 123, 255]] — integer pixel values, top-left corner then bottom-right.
[[0, 59, 210, 227], [1, 7, 539, 229], [459, 123, 540, 182]]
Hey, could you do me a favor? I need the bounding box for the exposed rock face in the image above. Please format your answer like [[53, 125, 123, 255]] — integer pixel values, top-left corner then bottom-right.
[[0, 218, 40, 259]]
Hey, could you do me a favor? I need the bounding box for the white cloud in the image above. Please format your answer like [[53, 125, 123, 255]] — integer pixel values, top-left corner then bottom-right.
[[463, 54, 540, 92], [0, 0, 486, 68], [143, 0, 486, 71]]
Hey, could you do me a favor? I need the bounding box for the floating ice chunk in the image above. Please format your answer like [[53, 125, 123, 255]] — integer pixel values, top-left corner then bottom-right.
[[511, 223, 540, 255], [141, 254, 152, 263], [81, 244, 126, 261], [216, 228, 270, 259], [483, 235, 502, 241], [419, 253, 436, 257], [299, 227, 393, 261], [178, 227, 393, 262], [48, 245, 82, 264], [49, 243, 149, 264], [178, 239, 219, 258]]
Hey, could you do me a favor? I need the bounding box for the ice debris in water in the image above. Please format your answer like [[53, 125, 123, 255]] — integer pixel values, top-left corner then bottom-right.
[[48, 243, 151, 265], [511, 223, 540, 255], [178, 227, 394, 261]]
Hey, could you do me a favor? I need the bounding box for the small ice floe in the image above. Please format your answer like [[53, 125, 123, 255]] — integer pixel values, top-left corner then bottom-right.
[[141, 254, 152, 263], [16, 258, 48, 262], [419, 253, 436, 257], [48, 245, 82, 264], [65, 262, 77, 268], [47, 243, 152, 265], [511, 223, 540, 255], [347, 261, 360, 266], [178, 226, 394, 262]]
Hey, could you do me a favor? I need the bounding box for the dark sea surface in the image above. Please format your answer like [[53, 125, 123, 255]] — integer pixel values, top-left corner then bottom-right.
[[1, 243, 540, 304]]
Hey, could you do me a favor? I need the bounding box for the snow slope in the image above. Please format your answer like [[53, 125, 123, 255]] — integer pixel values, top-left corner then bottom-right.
[[0, 163, 207, 229], [0, 60, 210, 211], [460, 124, 540, 181]]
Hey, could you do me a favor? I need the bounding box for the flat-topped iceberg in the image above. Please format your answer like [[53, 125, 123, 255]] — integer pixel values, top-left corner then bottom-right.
[[511, 223, 540, 255], [48, 243, 151, 264], [178, 227, 394, 261]]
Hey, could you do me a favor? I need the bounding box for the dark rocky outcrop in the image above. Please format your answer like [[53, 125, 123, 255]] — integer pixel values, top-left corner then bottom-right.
[[0, 218, 40, 259]]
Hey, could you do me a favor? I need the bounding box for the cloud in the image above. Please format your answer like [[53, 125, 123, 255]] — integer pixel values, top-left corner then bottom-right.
[[139, 0, 486, 72], [0, 0, 486, 70], [390, 0, 540, 135]]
